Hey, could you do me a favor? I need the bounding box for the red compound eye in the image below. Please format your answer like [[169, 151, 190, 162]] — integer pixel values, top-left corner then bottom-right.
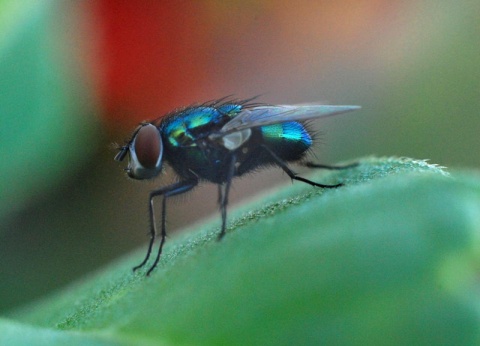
[[134, 124, 162, 168]]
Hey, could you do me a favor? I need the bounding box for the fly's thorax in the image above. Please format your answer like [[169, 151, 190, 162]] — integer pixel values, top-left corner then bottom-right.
[[163, 144, 236, 184], [161, 130, 251, 184], [162, 105, 240, 148]]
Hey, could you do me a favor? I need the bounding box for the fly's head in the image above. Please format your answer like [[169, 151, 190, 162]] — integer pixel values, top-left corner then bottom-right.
[[115, 123, 163, 180]]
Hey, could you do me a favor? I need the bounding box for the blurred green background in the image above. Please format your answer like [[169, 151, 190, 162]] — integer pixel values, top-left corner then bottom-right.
[[0, 0, 479, 312]]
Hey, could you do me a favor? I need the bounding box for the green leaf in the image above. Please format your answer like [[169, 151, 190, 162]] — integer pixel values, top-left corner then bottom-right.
[[8, 157, 480, 345], [0, 317, 129, 346]]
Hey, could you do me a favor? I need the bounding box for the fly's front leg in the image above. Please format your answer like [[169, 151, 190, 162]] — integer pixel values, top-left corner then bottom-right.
[[132, 186, 166, 272], [133, 178, 198, 276], [261, 145, 343, 188], [146, 179, 198, 276]]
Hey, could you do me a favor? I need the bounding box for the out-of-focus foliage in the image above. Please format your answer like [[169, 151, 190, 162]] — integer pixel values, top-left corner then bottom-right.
[[0, 1, 99, 221]]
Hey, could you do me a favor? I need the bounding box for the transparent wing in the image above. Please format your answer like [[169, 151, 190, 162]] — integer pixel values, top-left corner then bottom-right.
[[220, 104, 361, 134]]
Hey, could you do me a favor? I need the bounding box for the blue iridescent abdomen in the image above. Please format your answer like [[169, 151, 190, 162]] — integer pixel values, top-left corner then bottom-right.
[[261, 122, 312, 159], [232, 121, 312, 177]]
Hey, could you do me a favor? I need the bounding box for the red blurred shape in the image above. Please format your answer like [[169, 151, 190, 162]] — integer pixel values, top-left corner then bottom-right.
[[91, 1, 215, 128]]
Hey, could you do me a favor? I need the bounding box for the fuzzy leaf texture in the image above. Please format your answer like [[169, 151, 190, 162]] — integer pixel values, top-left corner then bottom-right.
[[5, 157, 480, 346]]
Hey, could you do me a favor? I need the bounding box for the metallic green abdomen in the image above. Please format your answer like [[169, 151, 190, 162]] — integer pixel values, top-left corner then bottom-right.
[[261, 122, 312, 160]]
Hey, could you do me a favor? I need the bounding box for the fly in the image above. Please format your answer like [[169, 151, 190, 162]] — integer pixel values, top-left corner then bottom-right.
[[115, 98, 360, 275]]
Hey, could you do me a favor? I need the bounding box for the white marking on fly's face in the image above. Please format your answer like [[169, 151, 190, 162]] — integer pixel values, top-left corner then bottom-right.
[[221, 129, 252, 151]]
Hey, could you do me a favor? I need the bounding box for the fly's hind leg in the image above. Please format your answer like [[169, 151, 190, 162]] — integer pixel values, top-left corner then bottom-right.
[[304, 162, 358, 170], [260, 145, 345, 188]]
